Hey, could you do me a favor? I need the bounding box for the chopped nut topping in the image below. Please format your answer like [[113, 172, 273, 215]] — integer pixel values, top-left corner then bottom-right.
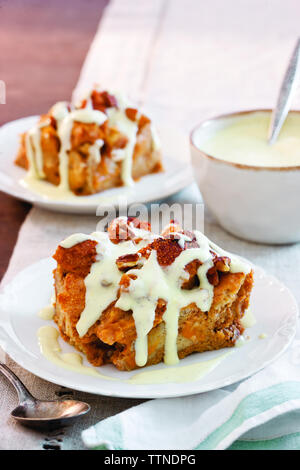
[[125, 108, 139, 121], [116, 253, 140, 271]]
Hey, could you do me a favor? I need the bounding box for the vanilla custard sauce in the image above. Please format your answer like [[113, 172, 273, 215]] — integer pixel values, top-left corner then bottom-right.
[[198, 111, 300, 167], [37, 325, 231, 384]]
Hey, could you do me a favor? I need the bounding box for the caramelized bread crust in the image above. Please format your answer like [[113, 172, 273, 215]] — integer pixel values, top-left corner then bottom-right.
[[53, 221, 253, 371]]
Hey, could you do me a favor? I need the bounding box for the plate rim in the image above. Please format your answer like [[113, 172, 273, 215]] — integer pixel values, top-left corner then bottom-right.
[[0, 257, 298, 399]]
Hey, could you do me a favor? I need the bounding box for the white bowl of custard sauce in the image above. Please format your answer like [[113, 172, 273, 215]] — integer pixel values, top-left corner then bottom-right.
[[190, 110, 300, 244]]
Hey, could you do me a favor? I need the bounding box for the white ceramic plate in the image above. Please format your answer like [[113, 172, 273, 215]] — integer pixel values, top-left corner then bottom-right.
[[0, 116, 193, 214], [0, 257, 297, 398]]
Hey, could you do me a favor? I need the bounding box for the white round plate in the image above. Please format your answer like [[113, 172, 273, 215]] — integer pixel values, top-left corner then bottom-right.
[[0, 116, 193, 214], [0, 258, 298, 398]]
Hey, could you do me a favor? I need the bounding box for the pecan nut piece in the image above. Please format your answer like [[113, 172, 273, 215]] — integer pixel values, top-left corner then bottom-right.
[[214, 255, 231, 272], [125, 108, 139, 121], [116, 253, 141, 271]]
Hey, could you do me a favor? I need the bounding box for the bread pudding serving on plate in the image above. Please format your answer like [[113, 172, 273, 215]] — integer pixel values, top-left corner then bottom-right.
[[52, 217, 253, 371], [15, 88, 162, 196]]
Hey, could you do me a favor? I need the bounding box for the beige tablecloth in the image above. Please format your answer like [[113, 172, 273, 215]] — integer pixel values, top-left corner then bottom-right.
[[1, 0, 300, 450]]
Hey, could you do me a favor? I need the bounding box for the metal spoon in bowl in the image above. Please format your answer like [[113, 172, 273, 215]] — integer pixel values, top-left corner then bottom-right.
[[268, 37, 300, 145], [0, 362, 90, 430]]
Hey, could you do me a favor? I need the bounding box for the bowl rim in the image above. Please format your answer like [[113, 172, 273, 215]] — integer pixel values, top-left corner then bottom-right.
[[190, 108, 300, 171]]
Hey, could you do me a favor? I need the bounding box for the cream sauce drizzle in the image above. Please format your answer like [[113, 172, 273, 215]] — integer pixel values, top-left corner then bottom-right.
[[38, 304, 55, 320], [259, 333, 267, 339], [21, 175, 76, 200], [129, 351, 232, 384], [241, 309, 256, 328], [116, 234, 214, 366], [50, 101, 69, 123], [38, 326, 115, 379], [235, 335, 247, 348], [57, 109, 107, 193], [60, 233, 92, 249], [38, 325, 232, 384], [59, 229, 154, 338], [25, 120, 50, 179], [78, 90, 141, 186], [89, 139, 104, 164], [116, 251, 169, 366], [76, 234, 138, 337], [106, 107, 137, 187], [150, 123, 161, 152]]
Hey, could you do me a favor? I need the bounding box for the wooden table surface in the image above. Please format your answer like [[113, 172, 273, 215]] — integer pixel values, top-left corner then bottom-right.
[[0, 0, 108, 280]]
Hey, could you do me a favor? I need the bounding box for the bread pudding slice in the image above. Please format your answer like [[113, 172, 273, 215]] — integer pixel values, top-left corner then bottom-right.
[[15, 89, 162, 196], [52, 217, 253, 371]]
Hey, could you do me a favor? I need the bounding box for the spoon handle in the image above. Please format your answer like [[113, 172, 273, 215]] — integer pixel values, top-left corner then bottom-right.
[[0, 362, 34, 404], [268, 38, 300, 144]]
